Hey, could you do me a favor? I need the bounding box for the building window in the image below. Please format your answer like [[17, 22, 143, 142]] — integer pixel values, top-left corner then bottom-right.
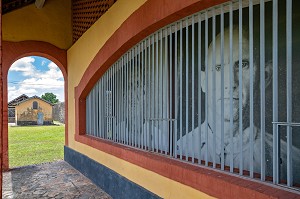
[[33, 101, 38, 109], [86, 0, 300, 189]]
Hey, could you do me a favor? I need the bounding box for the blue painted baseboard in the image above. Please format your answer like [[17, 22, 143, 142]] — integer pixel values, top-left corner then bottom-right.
[[64, 146, 161, 199]]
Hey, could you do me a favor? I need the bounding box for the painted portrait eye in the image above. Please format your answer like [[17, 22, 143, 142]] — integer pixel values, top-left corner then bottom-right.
[[242, 61, 249, 68]]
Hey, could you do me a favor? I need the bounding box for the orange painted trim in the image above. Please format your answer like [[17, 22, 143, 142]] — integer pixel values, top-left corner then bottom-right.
[[75, 135, 300, 199], [1, 40, 68, 170], [73, 0, 299, 198]]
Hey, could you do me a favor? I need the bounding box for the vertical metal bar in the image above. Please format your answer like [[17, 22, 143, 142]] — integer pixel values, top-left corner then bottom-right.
[[92, 87, 95, 136], [212, 8, 216, 169], [249, 0, 254, 178], [260, 0, 265, 181], [144, 40, 148, 150], [98, 81, 101, 138], [111, 67, 113, 141], [149, 37, 153, 151], [123, 55, 126, 143], [90, 92, 92, 135], [115, 64, 118, 141], [156, 32, 159, 152], [102, 77, 104, 138], [110, 68, 113, 140], [106, 70, 109, 139], [121, 57, 124, 143], [286, 0, 293, 187], [96, 83, 99, 137], [139, 43, 142, 148], [117, 61, 123, 143], [100, 78, 103, 138], [239, 0, 243, 175], [229, 2, 234, 173], [139, 45, 142, 148], [106, 71, 109, 139], [160, 29, 163, 153], [271, 0, 279, 170], [103, 76, 105, 138], [116, 63, 119, 141], [86, 92, 88, 134], [164, 28, 168, 154], [99, 80, 101, 138], [91, 87, 94, 135], [127, 52, 130, 145], [169, 26, 173, 157], [117, 61, 120, 143], [134, 48, 137, 147], [120, 60, 122, 143], [93, 86, 95, 137], [133, 49, 136, 146], [130, 50, 133, 145], [180, 20, 183, 160], [146, 39, 149, 150], [198, 13, 202, 164], [192, 15, 195, 163], [137, 46, 140, 148], [152, 35, 155, 152], [113, 64, 116, 142], [174, 23, 178, 159], [220, 5, 225, 171], [100, 78, 102, 138], [205, 11, 209, 167], [86, 94, 89, 134], [141, 41, 144, 149], [185, 19, 189, 161]]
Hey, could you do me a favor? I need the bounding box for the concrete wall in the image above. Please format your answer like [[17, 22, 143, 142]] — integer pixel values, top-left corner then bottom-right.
[[16, 98, 53, 125], [2, 0, 72, 49], [53, 102, 65, 124]]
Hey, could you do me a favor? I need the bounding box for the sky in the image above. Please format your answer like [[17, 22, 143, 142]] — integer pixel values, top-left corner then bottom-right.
[[8, 56, 64, 102]]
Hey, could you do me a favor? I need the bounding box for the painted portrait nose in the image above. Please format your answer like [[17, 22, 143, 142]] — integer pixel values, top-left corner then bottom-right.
[[223, 63, 237, 92]]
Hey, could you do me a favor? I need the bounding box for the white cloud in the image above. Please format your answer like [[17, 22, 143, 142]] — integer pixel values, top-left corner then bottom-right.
[[8, 57, 65, 102], [10, 57, 36, 76], [21, 78, 64, 89], [8, 87, 38, 102], [39, 62, 63, 80]]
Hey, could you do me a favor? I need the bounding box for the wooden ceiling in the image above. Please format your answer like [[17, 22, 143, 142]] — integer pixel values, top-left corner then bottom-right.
[[2, 0, 35, 14]]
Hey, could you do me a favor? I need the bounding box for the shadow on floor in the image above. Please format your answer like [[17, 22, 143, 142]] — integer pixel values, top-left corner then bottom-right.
[[2, 160, 112, 199]]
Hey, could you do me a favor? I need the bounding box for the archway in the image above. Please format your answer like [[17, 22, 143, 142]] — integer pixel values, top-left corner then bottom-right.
[[1, 41, 68, 170]]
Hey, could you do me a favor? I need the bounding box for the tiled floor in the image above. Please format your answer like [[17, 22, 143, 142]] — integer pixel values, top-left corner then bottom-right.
[[2, 161, 112, 199]]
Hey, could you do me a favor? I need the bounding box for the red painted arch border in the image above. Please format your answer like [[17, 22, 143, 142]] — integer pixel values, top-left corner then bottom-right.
[[2, 40, 68, 170], [75, 0, 230, 135], [74, 0, 299, 198]]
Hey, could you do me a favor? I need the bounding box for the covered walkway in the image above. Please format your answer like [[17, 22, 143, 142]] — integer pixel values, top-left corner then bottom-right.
[[2, 161, 111, 199]]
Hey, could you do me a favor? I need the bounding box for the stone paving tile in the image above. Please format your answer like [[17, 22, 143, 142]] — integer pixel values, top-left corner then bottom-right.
[[2, 161, 112, 199]]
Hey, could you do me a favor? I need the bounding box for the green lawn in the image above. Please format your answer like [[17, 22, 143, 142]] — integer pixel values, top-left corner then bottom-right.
[[9, 125, 65, 168]]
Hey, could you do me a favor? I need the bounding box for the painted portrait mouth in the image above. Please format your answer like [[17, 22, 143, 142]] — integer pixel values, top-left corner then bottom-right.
[[218, 97, 239, 102]]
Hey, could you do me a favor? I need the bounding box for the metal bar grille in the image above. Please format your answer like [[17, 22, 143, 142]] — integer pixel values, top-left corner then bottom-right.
[[86, 0, 300, 189]]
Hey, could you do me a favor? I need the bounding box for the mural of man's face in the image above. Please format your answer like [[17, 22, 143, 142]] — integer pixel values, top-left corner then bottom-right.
[[202, 27, 256, 123]]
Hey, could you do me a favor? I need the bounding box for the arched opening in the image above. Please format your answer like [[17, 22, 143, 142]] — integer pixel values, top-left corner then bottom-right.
[[7, 56, 65, 168], [1, 40, 68, 171]]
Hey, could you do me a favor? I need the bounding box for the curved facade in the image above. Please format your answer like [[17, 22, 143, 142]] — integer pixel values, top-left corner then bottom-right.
[[1, 0, 300, 198]]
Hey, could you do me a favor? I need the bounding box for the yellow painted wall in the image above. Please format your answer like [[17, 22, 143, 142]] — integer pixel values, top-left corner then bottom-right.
[[16, 98, 53, 122], [2, 0, 72, 49], [67, 0, 214, 198]]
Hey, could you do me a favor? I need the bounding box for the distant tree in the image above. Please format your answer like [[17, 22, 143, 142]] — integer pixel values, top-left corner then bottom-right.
[[41, 92, 59, 104]]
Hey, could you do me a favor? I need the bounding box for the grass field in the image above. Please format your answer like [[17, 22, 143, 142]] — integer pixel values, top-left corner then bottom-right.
[[8, 125, 65, 168]]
